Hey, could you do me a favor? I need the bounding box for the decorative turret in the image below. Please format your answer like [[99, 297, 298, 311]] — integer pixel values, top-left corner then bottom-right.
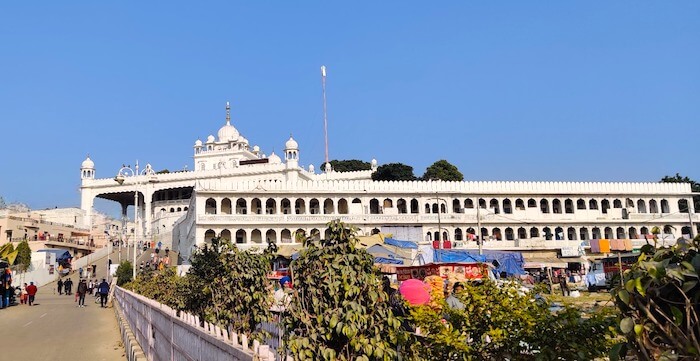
[[371, 158, 378, 172], [284, 135, 299, 169], [81, 155, 95, 180]]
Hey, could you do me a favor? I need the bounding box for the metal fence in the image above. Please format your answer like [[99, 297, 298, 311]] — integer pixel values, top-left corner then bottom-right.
[[114, 286, 277, 361]]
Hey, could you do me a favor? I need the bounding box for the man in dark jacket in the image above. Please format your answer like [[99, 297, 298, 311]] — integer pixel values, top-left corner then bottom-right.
[[76, 279, 88, 307], [64, 278, 73, 296], [57, 278, 64, 295], [98, 279, 110, 308]]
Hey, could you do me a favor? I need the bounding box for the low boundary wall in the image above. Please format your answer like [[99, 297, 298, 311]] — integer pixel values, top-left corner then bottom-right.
[[113, 286, 277, 361]]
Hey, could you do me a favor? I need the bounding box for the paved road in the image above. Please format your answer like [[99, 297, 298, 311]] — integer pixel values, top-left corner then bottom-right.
[[0, 250, 130, 361]]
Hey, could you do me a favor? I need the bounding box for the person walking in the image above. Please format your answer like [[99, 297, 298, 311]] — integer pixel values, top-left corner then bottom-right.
[[79, 267, 83, 278], [20, 283, 28, 305], [559, 274, 570, 297], [57, 278, 64, 295], [98, 278, 110, 308], [1, 269, 12, 308], [26, 282, 38, 306], [76, 279, 88, 307], [64, 278, 73, 296]]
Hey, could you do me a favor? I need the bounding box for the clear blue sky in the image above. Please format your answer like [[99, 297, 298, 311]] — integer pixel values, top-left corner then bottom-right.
[[1, 2, 698, 214]]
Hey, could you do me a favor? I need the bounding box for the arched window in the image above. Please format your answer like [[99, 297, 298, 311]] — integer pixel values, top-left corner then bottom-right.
[[251, 198, 262, 214], [251, 229, 263, 244], [601, 199, 610, 214], [576, 199, 586, 210], [221, 198, 232, 214], [567, 227, 577, 240], [579, 227, 589, 241], [281, 229, 292, 243], [649, 200, 658, 213], [613, 199, 622, 208], [530, 227, 540, 238], [236, 198, 247, 214], [464, 199, 474, 209], [410, 199, 419, 214], [440, 203, 446, 213], [527, 199, 537, 208], [555, 227, 564, 240], [480, 228, 489, 238], [235, 229, 246, 244], [205, 198, 217, 215], [637, 200, 647, 213], [220, 229, 231, 242], [592, 227, 601, 239], [604, 227, 614, 239], [640, 227, 649, 236], [383, 198, 393, 209], [295, 229, 307, 242], [266, 229, 276, 243], [540, 199, 550, 214], [338, 199, 349, 214], [432, 203, 438, 214], [518, 227, 527, 239], [515, 199, 525, 210], [628, 227, 638, 239], [552, 199, 562, 214], [324, 199, 334, 214], [281, 198, 292, 214], [663, 225, 673, 235], [678, 199, 689, 213], [503, 199, 512, 214], [309, 199, 321, 214], [397, 199, 407, 214], [266, 199, 277, 214], [204, 229, 216, 242], [589, 199, 599, 210], [505, 227, 514, 241], [310, 228, 321, 241], [169, 208, 175, 213], [478, 198, 487, 209], [682, 226, 692, 236], [425, 204, 430, 213], [543, 227, 552, 240], [370, 199, 381, 214], [616, 227, 625, 239], [433, 231, 440, 241], [489, 199, 500, 214], [295, 199, 306, 214], [564, 199, 574, 214], [452, 199, 461, 213], [426, 232, 432, 242], [177, 207, 182, 212], [454, 228, 463, 241], [184, 207, 188, 211], [626, 198, 634, 208], [661, 199, 670, 213], [492, 228, 502, 241]]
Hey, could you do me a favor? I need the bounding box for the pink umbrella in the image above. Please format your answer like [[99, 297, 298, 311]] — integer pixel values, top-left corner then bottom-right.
[[399, 279, 431, 306]]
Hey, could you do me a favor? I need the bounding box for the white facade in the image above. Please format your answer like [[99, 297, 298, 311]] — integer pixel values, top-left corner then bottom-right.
[[78, 103, 698, 262]]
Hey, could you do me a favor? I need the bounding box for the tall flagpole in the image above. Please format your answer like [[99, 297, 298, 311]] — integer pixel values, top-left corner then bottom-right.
[[321, 65, 329, 168]]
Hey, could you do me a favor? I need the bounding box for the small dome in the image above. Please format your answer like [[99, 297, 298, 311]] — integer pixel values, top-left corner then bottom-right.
[[268, 152, 282, 164], [81, 156, 94, 169], [285, 136, 298, 150], [194, 139, 202, 147], [206, 135, 215, 143], [253, 145, 260, 152], [309, 164, 315, 173]]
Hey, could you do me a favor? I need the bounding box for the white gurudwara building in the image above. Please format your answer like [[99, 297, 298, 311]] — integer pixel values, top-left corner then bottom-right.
[[79, 103, 698, 265]]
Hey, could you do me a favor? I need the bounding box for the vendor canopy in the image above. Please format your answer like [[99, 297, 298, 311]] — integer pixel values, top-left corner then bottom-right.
[[36, 249, 73, 263], [434, 249, 525, 276]]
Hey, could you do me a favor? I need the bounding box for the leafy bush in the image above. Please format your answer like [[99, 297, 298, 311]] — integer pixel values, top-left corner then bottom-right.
[[126, 267, 186, 310], [611, 235, 700, 360], [115, 260, 133, 286], [282, 220, 403, 360]]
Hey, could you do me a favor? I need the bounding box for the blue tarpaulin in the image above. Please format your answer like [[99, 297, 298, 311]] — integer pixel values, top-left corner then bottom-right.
[[374, 257, 404, 265], [36, 249, 73, 262], [433, 249, 525, 276], [383, 238, 418, 249]]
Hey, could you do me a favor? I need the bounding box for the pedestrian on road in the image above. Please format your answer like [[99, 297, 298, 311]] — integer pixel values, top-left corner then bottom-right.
[[1, 269, 12, 308], [64, 278, 73, 296], [88, 279, 94, 295], [98, 278, 110, 308], [77, 279, 88, 307], [57, 278, 64, 295], [20, 283, 28, 304], [26, 282, 37, 306], [79, 267, 83, 278]]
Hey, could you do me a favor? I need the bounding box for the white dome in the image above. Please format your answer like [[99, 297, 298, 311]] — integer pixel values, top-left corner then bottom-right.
[[194, 139, 202, 147], [253, 145, 260, 152], [268, 152, 282, 164], [285, 136, 298, 150], [217, 121, 240, 142], [309, 164, 315, 173], [206, 135, 215, 143], [81, 156, 94, 169]]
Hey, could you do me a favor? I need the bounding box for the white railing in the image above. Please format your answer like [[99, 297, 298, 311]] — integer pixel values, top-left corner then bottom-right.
[[113, 287, 278, 361]]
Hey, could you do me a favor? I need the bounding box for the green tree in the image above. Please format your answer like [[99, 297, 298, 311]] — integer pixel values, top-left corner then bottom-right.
[[660, 173, 700, 213], [610, 236, 700, 360], [14, 241, 32, 272], [320, 159, 371, 172], [422, 159, 464, 181], [282, 220, 404, 360], [127, 267, 186, 310], [371, 163, 417, 181], [115, 260, 133, 286]]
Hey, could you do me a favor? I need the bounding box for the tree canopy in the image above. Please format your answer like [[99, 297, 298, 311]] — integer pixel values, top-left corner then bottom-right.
[[422, 160, 464, 181], [321, 159, 371, 172], [371, 163, 417, 181], [14, 241, 32, 272]]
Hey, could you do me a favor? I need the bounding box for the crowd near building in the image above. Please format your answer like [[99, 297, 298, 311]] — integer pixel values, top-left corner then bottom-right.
[[76, 102, 698, 269]]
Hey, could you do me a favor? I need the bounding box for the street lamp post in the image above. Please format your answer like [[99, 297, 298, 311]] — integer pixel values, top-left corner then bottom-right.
[[115, 162, 140, 280]]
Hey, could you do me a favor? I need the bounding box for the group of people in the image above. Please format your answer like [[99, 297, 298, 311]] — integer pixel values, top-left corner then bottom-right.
[[139, 248, 171, 273], [0, 269, 39, 308], [77, 264, 98, 279], [57, 277, 111, 307]]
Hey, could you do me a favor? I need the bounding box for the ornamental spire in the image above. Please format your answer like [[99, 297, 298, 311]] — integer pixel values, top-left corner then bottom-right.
[[225, 101, 231, 125]]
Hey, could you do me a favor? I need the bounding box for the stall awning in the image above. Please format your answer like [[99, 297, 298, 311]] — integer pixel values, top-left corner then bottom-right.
[[524, 257, 585, 269], [276, 245, 301, 258]]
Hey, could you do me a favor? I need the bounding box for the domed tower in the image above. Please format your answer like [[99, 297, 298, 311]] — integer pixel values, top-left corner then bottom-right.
[[81, 155, 95, 180], [284, 135, 299, 169]]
